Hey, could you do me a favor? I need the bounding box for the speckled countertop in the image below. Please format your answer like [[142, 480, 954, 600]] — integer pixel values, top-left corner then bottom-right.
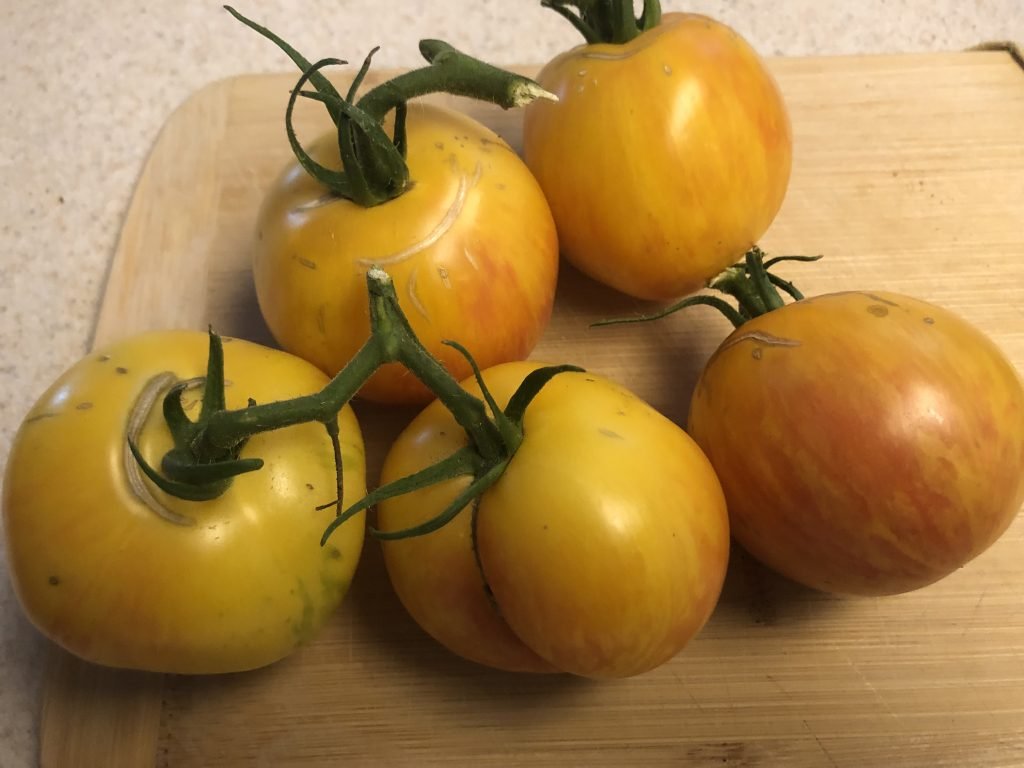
[[1, 1, 1021, 765]]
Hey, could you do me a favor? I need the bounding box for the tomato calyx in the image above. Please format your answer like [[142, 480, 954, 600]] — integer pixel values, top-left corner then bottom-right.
[[594, 247, 824, 329], [542, 0, 662, 44], [321, 357, 580, 545], [127, 343, 265, 505], [127, 269, 581, 544], [227, 6, 556, 207]]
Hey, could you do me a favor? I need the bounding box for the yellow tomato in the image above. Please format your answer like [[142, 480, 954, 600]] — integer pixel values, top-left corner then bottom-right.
[[254, 103, 559, 404], [2, 331, 366, 673], [378, 362, 729, 678], [523, 13, 792, 300]]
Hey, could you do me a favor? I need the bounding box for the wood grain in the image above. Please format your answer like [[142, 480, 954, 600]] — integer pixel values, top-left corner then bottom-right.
[[41, 51, 1024, 767]]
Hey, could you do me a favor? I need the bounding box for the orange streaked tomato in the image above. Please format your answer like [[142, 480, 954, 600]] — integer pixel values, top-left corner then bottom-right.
[[256, 104, 559, 404], [523, 12, 791, 300], [688, 291, 1024, 596]]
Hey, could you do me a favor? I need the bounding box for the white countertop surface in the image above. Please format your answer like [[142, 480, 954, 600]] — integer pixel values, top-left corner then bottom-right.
[[1, 1, 1021, 765]]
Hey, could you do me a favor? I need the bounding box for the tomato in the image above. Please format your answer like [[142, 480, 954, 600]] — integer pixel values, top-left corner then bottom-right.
[[377, 362, 730, 678], [523, 12, 791, 300], [255, 104, 559, 404], [2, 331, 366, 674], [687, 291, 1024, 596]]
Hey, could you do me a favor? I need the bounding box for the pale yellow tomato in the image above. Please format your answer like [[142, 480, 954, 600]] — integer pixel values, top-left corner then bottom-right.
[[254, 103, 559, 404], [3, 331, 366, 673], [378, 362, 730, 678]]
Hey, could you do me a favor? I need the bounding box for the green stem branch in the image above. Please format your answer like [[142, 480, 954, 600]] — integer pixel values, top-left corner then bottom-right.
[[230, 7, 555, 206], [593, 247, 818, 330], [132, 264, 586, 536], [199, 270, 502, 461], [358, 41, 555, 120], [745, 247, 786, 312], [541, 0, 662, 44]]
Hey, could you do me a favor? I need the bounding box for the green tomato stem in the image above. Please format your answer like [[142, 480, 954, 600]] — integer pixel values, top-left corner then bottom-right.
[[372, 458, 510, 541], [228, 7, 555, 207], [320, 446, 484, 543], [223, 6, 348, 126], [444, 339, 525, 458], [707, 266, 768, 319], [323, 417, 345, 517], [131, 268, 583, 547], [200, 269, 503, 462], [745, 247, 786, 312], [638, 0, 662, 30], [358, 41, 557, 119], [607, 0, 641, 43], [593, 247, 823, 330], [592, 294, 747, 330], [131, 267, 583, 552], [541, 0, 662, 44]]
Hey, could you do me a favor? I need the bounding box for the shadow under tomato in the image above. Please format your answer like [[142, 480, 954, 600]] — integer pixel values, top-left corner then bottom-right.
[[538, 263, 731, 430], [709, 542, 852, 630], [208, 270, 278, 348], [159, 542, 590, 749], [348, 399, 422, 482], [343, 532, 594, 705]]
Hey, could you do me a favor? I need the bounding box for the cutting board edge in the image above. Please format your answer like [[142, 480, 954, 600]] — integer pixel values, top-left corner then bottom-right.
[[38, 47, 1024, 767]]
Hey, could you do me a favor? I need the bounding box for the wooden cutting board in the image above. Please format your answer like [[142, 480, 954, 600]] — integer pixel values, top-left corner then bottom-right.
[[39, 50, 1024, 767]]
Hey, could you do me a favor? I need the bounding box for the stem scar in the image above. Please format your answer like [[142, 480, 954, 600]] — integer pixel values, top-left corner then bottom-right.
[[863, 293, 901, 308], [580, 50, 639, 61], [720, 330, 801, 354], [125, 373, 196, 527], [25, 412, 59, 424], [407, 266, 430, 320], [356, 161, 481, 269]]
